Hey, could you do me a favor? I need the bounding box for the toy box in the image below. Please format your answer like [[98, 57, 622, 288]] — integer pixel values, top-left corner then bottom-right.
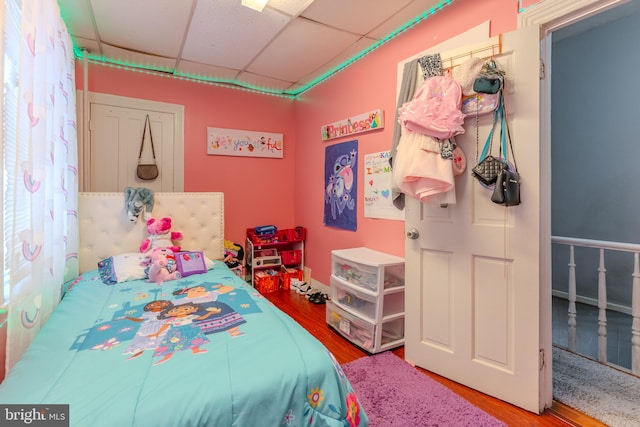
[[280, 249, 302, 266], [280, 267, 303, 290], [254, 269, 280, 293]]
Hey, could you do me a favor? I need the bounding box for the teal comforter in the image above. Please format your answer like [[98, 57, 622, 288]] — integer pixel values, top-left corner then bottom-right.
[[0, 261, 368, 427]]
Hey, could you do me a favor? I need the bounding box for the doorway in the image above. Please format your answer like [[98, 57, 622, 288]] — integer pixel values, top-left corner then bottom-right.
[[522, 0, 640, 422]]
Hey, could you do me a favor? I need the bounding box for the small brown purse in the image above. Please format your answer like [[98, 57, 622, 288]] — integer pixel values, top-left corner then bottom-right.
[[137, 115, 159, 180]]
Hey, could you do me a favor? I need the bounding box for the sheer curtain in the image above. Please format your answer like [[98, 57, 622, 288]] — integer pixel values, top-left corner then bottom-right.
[[2, 0, 78, 372]]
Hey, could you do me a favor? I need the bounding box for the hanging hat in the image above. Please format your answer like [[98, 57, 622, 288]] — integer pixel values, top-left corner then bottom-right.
[[452, 57, 484, 96]]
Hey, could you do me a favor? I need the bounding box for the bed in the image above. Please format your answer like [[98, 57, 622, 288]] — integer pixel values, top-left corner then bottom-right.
[[0, 192, 368, 427]]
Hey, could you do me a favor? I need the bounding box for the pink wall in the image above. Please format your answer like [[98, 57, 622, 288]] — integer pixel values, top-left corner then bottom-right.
[[76, 64, 298, 247], [76, 0, 542, 286], [296, 0, 521, 284]]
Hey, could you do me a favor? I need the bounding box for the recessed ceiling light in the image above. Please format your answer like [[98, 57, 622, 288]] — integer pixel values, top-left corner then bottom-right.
[[241, 0, 269, 12]]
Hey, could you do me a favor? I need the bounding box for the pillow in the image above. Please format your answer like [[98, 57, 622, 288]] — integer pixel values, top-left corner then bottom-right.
[[175, 251, 207, 277], [98, 252, 148, 284], [98, 251, 217, 284]]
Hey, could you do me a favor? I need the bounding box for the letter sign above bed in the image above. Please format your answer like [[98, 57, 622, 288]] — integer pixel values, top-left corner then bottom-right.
[[207, 127, 283, 158]]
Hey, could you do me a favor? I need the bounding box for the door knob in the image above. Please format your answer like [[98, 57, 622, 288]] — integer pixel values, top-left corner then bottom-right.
[[406, 228, 419, 240]]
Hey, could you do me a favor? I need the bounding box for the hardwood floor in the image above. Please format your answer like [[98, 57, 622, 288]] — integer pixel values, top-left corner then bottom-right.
[[263, 289, 606, 427]]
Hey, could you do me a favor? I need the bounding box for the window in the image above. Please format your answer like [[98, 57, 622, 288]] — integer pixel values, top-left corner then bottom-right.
[[2, 0, 21, 306]]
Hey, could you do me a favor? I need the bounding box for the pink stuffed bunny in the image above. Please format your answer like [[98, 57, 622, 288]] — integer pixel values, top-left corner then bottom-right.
[[142, 247, 181, 286], [139, 217, 183, 253]]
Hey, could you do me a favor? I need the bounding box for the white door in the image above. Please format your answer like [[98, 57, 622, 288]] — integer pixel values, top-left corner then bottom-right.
[[404, 25, 545, 413], [87, 97, 184, 192]]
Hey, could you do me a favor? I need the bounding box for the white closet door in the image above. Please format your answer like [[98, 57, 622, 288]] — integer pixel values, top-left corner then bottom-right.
[[88, 100, 182, 193]]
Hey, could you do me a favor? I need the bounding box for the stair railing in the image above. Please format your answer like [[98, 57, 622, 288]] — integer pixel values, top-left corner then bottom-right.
[[552, 236, 640, 375]]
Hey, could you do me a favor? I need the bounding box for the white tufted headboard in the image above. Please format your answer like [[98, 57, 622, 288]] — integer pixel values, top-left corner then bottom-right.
[[78, 192, 225, 274]]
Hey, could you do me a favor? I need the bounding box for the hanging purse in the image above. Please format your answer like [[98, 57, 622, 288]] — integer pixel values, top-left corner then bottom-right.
[[490, 93, 521, 206], [471, 95, 508, 186], [473, 59, 505, 95], [137, 115, 159, 180]]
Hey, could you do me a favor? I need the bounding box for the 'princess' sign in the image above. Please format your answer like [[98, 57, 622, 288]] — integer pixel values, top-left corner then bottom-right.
[[321, 109, 384, 142]]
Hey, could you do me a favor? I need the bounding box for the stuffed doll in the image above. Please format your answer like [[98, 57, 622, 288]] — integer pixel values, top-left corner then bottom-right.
[[142, 247, 181, 286], [140, 217, 183, 253], [124, 187, 155, 222]]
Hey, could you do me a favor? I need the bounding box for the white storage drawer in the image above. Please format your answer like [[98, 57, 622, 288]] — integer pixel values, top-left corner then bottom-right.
[[381, 318, 404, 347], [382, 264, 404, 289], [332, 247, 404, 293], [326, 301, 375, 352], [331, 277, 405, 323], [332, 255, 379, 291], [330, 277, 377, 320]]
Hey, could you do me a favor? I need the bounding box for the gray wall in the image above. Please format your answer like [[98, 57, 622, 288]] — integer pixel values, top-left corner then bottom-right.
[[551, 6, 640, 305]]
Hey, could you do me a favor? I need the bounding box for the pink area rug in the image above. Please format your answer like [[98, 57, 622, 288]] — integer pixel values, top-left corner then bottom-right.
[[342, 351, 506, 427]]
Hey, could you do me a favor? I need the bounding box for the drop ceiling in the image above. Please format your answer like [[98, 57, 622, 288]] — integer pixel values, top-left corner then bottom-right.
[[57, 0, 451, 97]]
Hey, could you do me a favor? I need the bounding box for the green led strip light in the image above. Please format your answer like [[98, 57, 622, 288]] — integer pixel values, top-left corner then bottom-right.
[[69, 0, 455, 98]]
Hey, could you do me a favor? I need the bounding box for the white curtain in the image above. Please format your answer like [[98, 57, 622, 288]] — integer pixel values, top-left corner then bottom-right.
[[2, 0, 78, 372]]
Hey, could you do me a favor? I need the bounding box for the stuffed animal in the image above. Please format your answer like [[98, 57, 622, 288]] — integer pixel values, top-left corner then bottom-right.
[[140, 217, 183, 253], [124, 187, 155, 222], [142, 247, 181, 286]]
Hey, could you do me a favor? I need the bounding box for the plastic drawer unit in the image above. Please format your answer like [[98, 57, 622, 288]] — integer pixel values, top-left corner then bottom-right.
[[327, 247, 405, 353]]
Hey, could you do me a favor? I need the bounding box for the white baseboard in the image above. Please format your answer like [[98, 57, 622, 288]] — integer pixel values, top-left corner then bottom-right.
[[552, 289, 632, 316]]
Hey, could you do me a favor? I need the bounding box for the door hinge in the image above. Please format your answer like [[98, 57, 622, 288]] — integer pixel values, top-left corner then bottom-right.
[[539, 59, 545, 81], [539, 348, 545, 371]]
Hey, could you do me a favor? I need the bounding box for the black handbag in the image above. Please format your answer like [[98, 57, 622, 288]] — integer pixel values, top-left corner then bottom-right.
[[473, 59, 505, 95], [471, 94, 508, 186], [472, 155, 507, 186], [137, 115, 159, 180], [490, 93, 521, 206], [492, 168, 520, 206]]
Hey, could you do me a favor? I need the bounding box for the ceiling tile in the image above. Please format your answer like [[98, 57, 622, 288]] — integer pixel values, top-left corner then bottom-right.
[[101, 44, 178, 73], [248, 18, 360, 82], [295, 36, 378, 85], [90, 0, 194, 57], [367, 0, 445, 40], [301, 0, 414, 35], [176, 60, 240, 82], [235, 71, 295, 92], [58, 0, 96, 40], [268, 0, 316, 16], [182, 0, 291, 70]]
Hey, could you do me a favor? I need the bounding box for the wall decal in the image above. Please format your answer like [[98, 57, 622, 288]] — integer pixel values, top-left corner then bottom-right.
[[321, 109, 383, 142], [207, 127, 283, 158]]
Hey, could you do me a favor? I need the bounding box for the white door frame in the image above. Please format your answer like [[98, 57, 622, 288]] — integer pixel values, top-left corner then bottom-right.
[[518, 0, 630, 408], [76, 91, 185, 192]]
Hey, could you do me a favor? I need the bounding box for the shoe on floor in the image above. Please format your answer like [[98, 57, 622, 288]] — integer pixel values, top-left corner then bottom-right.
[[308, 292, 328, 304], [296, 283, 312, 295]]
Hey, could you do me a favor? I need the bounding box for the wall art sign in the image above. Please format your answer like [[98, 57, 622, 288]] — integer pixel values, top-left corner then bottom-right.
[[207, 127, 283, 158], [364, 151, 404, 220], [321, 109, 384, 142]]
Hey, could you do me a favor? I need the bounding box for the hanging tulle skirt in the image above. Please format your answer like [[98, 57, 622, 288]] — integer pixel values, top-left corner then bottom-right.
[[392, 130, 454, 202]]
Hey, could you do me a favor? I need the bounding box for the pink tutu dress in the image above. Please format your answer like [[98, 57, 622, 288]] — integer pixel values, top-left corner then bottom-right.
[[398, 75, 465, 139]]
